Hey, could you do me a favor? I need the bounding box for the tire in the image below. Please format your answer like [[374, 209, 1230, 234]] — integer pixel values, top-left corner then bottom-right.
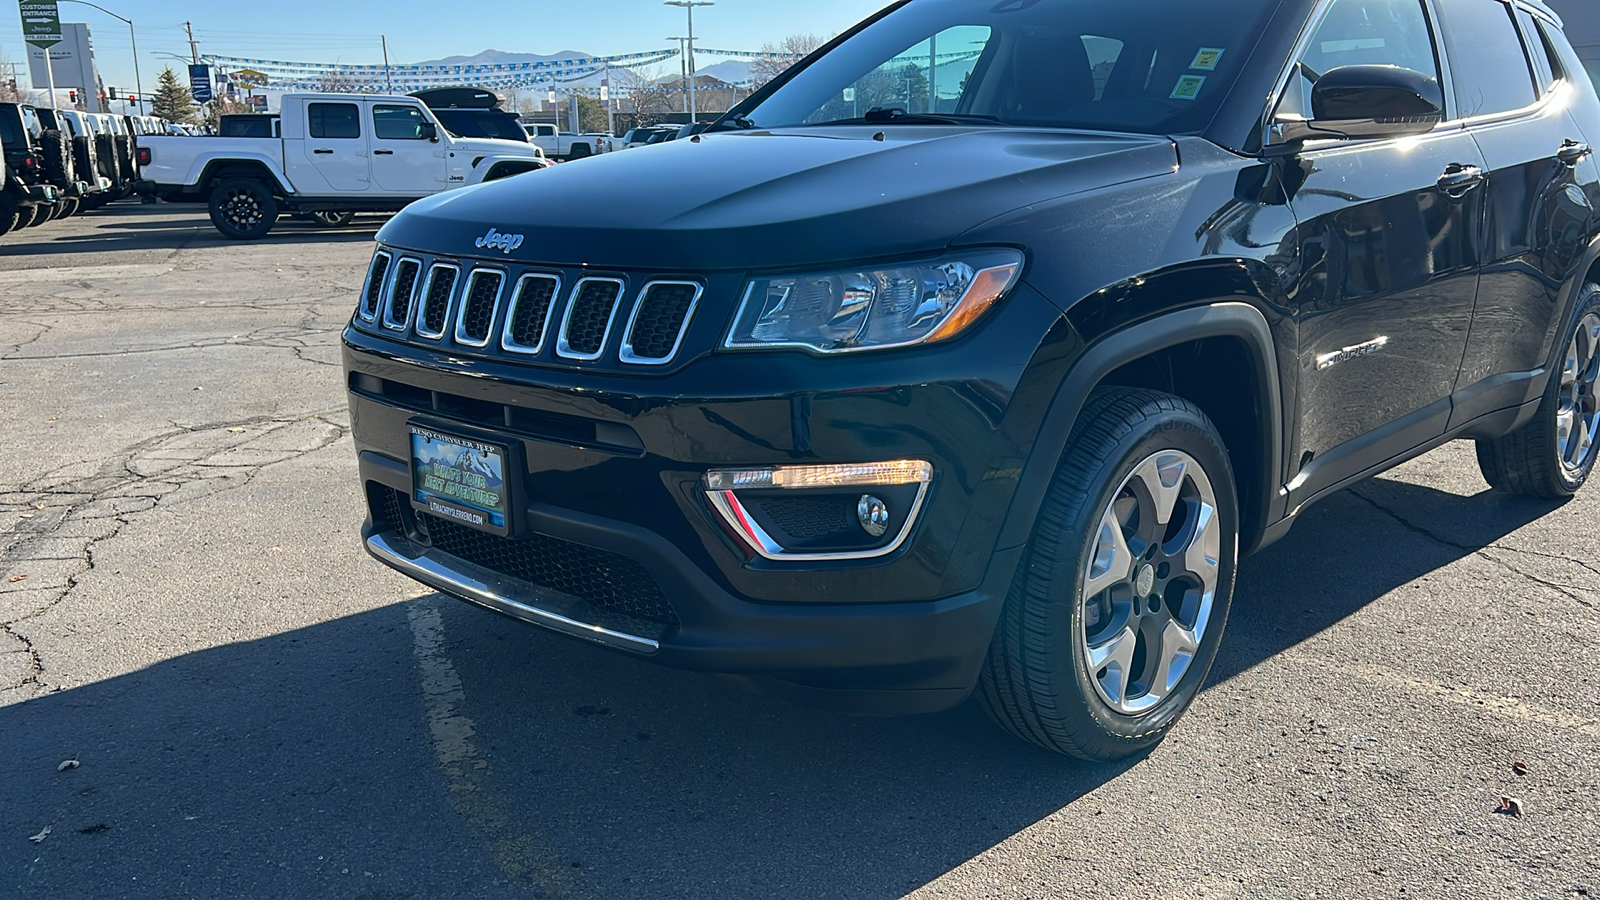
[[977, 387, 1240, 760], [208, 178, 279, 240], [40, 130, 74, 185], [1477, 282, 1600, 498], [72, 136, 98, 186], [115, 135, 135, 180], [57, 197, 80, 219], [24, 204, 51, 228], [80, 194, 105, 212], [95, 135, 120, 184], [309, 210, 354, 227]]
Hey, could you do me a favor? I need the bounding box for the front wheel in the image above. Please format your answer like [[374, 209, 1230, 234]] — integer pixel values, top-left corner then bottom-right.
[[208, 178, 279, 240], [978, 388, 1239, 760]]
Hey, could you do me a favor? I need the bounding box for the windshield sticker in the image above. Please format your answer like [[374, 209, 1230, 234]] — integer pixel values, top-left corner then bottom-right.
[[1321, 38, 1387, 53], [1171, 75, 1207, 101], [1191, 48, 1225, 71]]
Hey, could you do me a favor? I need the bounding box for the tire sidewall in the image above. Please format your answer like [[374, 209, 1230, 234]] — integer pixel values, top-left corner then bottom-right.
[[1053, 409, 1239, 748], [1552, 283, 1600, 491], [209, 180, 278, 240]]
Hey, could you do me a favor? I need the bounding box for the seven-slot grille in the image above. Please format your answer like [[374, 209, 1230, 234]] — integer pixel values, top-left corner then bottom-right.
[[368, 252, 703, 367]]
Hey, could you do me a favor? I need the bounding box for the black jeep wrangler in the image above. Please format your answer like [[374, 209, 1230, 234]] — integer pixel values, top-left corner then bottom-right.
[[344, 0, 1600, 759], [0, 103, 62, 233]]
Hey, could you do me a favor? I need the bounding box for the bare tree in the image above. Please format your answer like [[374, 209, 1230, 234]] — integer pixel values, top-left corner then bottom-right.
[[750, 34, 826, 88]]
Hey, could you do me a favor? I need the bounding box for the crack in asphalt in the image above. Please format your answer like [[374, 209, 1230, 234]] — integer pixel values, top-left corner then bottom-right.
[[1349, 489, 1597, 609], [0, 410, 351, 699]]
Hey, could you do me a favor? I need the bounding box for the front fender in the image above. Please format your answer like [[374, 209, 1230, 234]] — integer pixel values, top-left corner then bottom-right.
[[995, 301, 1285, 557]]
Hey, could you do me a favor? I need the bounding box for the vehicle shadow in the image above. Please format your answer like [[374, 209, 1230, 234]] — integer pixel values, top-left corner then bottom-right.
[[0, 476, 1563, 898], [0, 205, 384, 256]]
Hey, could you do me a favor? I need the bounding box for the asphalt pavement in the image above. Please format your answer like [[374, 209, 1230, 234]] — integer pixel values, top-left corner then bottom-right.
[[1, 204, 1596, 900]]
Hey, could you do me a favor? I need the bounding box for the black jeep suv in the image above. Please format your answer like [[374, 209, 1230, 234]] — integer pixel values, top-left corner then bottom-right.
[[0, 103, 62, 232], [344, 0, 1600, 759]]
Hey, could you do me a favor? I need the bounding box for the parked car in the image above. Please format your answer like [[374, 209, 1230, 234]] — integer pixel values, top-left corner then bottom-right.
[[0, 120, 57, 235], [0, 103, 69, 225], [138, 92, 552, 239], [89, 113, 137, 199], [343, 0, 1600, 759], [621, 125, 678, 148], [38, 108, 114, 211]]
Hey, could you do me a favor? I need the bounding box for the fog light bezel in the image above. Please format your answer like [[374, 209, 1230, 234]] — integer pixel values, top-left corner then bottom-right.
[[704, 461, 933, 562]]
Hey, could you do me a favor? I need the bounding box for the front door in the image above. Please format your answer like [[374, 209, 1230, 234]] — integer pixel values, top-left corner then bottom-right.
[[1275, 0, 1486, 502], [301, 100, 370, 193], [369, 102, 447, 196]]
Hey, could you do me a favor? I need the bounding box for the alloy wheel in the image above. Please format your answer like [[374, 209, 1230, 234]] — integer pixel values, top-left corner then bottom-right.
[[223, 189, 265, 229], [1558, 313, 1600, 478], [1078, 450, 1222, 716]]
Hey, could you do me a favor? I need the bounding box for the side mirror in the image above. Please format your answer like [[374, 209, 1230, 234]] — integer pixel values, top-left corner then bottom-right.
[[1275, 64, 1443, 149], [419, 122, 439, 143]]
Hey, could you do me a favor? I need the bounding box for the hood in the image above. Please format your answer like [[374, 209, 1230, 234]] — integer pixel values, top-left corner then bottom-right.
[[450, 136, 544, 157], [380, 127, 1178, 271]]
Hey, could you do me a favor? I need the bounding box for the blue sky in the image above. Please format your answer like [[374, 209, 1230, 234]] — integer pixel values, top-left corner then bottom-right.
[[1, 0, 891, 95]]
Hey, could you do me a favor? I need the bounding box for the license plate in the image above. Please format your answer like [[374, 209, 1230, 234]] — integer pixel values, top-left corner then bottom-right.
[[410, 425, 511, 535]]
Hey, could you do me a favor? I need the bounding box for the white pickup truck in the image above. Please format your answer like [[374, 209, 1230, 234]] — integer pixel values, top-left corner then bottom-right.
[[138, 93, 550, 239], [521, 123, 613, 160]]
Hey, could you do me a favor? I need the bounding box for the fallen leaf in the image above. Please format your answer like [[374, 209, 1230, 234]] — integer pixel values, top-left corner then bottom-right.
[[32, 503, 46, 510], [227, 427, 246, 434], [1498, 796, 1525, 818], [8, 575, 25, 583], [18, 514, 33, 519], [1513, 761, 1529, 776], [28, 826, 50, 844], [57, 759, 79, 772]]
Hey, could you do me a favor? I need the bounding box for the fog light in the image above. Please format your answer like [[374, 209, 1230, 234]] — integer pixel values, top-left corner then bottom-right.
[[858, 495, 889, 537], [704, 461, 932, 562]]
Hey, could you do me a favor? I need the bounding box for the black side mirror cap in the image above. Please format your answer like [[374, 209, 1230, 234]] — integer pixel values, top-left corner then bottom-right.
[[1269, 65, 1444, 154], [420, 122, 439, 143]]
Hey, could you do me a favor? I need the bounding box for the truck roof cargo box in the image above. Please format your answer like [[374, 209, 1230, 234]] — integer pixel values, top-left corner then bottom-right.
[[410, 87, 502, 110]]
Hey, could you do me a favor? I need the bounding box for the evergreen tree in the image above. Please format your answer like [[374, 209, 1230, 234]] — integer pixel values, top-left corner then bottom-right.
[[152, 67, 197, 124]]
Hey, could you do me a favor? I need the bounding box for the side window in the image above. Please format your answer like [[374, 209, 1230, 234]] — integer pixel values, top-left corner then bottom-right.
[[308, 103, 361, 140], [1436, 0, 1537, 117], [373, 105, 429, 140], [1276, 0, 1440, 121]]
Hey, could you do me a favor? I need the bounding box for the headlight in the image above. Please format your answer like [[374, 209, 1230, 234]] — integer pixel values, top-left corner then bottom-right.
[[724, 250, 1024, 353]]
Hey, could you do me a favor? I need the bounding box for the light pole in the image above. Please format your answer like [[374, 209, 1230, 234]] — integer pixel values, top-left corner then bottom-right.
[[664, 1, 712, 122], [58, 0, 142, 114], [665, 36, 689, 115]]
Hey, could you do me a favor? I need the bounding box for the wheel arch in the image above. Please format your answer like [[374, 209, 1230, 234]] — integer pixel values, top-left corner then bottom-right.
[[195, 159, 292, 199], [482, 159, 546, 183], [998, 301, 1285, 558]]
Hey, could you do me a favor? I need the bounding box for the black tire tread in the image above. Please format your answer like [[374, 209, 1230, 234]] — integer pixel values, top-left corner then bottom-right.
[[978, 387, 1230, 760]]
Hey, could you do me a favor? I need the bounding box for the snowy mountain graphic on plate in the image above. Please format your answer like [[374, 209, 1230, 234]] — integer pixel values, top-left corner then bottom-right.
[[415, 438, 505, 491]]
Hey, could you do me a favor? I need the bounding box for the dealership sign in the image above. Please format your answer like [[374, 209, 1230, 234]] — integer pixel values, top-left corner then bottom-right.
[[19, 0, 61, 48]]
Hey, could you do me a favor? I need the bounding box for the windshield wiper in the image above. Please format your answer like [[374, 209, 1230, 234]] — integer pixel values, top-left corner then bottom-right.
[[814, 107, 1008, 127]]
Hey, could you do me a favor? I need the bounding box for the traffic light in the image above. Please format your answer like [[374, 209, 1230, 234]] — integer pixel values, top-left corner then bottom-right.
[[68, 90, 77, 103], [128, 95, 135, 103]]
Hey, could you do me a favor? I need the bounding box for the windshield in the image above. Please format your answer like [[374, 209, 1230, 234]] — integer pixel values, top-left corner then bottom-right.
[[736, 0, 1276, 135], [434, 109, 528, 141]]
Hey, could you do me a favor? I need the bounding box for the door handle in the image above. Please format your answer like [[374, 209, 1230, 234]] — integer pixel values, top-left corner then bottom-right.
[[373, 149, 395, 156], [1558, 139, 1592, 167], [1437, 164, 1485, 198], [313, 149, 334, 155]]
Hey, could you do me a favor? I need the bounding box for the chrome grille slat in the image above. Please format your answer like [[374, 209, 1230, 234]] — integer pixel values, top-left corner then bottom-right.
[[501, 274, 562, 355], [416, 263, 460, 340], [359, 251, 392, 321], [620, 281, 702, 365], [382, 258, 423, 332], [455, 269, 506, 348], [557, 277, 626, 362]]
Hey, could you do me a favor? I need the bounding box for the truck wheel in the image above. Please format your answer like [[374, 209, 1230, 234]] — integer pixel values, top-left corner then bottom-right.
[[309, 210, 354, 227], [24, 205, 51, 228], [977, 387, 1239, 761], [1477, 283, 1600, 497], [57, 197, 80, 219], [209, 178, 279, 240]]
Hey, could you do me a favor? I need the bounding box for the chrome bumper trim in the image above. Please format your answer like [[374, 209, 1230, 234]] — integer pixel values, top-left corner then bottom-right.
[[365, 532, 661, 654]]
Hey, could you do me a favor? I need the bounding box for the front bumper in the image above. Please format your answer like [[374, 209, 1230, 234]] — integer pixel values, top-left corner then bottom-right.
[[342, 277, 1067, 710], [21, 184, 55, 204]]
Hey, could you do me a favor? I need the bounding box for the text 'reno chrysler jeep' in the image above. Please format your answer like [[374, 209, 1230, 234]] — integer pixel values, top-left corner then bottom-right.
[[344, 0, 1600, 759]]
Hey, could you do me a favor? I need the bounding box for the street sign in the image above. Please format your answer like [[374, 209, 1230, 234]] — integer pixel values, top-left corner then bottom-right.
[[189, 64, 213, 102], [230, 69, 268, 89], [19, 1, 61, 49]]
